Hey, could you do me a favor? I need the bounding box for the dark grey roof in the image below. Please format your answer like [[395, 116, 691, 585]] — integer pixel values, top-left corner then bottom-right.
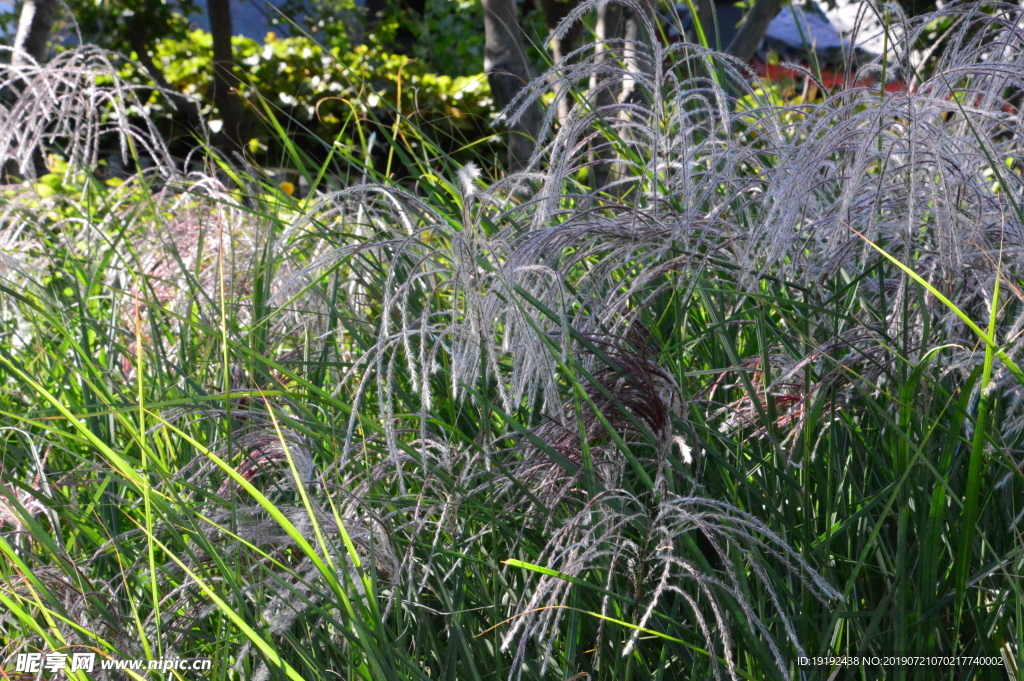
[[767, 5, 848, 53], [763, 3, 867, 63], [669, 0, 876, 63]]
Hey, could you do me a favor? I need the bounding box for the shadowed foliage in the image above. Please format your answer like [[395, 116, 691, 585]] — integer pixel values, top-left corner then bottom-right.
[[1, 2, 1023, 680]]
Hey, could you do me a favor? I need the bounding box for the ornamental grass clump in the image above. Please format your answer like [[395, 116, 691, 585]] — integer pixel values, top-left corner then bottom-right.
[[1, 2, 1023, 679]]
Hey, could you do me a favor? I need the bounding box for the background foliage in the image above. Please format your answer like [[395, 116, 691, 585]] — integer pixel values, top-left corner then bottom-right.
[[1, 2, 1024, 681]]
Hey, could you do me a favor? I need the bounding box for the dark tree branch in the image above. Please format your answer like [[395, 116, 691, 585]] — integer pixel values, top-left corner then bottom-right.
[[726, 0, 783, 62]]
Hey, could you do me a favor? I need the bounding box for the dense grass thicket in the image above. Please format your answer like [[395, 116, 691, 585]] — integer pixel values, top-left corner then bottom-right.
[[2, 2, 1024, 679]]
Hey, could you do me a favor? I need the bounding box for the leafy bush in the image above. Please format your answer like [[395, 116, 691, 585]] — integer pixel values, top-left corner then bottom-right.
[[143, 31, 496, 166], [63, 0, 199, 53], [418, 0, 487, 78]]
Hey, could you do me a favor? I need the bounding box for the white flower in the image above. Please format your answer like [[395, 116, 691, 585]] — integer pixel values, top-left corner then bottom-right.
[[458, 162, 480, 199], [673, 435, 695, 464]]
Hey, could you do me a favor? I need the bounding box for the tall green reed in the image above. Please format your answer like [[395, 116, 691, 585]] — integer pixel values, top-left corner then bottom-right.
[[2, 3, 1024, 679]]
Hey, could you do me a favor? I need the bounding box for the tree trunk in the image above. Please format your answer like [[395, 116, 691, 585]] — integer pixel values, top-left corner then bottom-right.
[[541, 0, 583, 125], [588, 0, 655, 194], [12, 0, 59, 66], [4, 0, 59, 179], [207, 0, 249, 153], [589, 1, 623, 109], [483, 0, 543, 173], [726, 0, 784, 62], [588, 1, 623, 191], [620, 0, 656, 107]]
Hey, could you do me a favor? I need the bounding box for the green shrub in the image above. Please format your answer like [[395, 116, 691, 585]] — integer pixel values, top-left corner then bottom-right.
[[2, 4, 1024, 681], [141, 31, 497, 166]]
